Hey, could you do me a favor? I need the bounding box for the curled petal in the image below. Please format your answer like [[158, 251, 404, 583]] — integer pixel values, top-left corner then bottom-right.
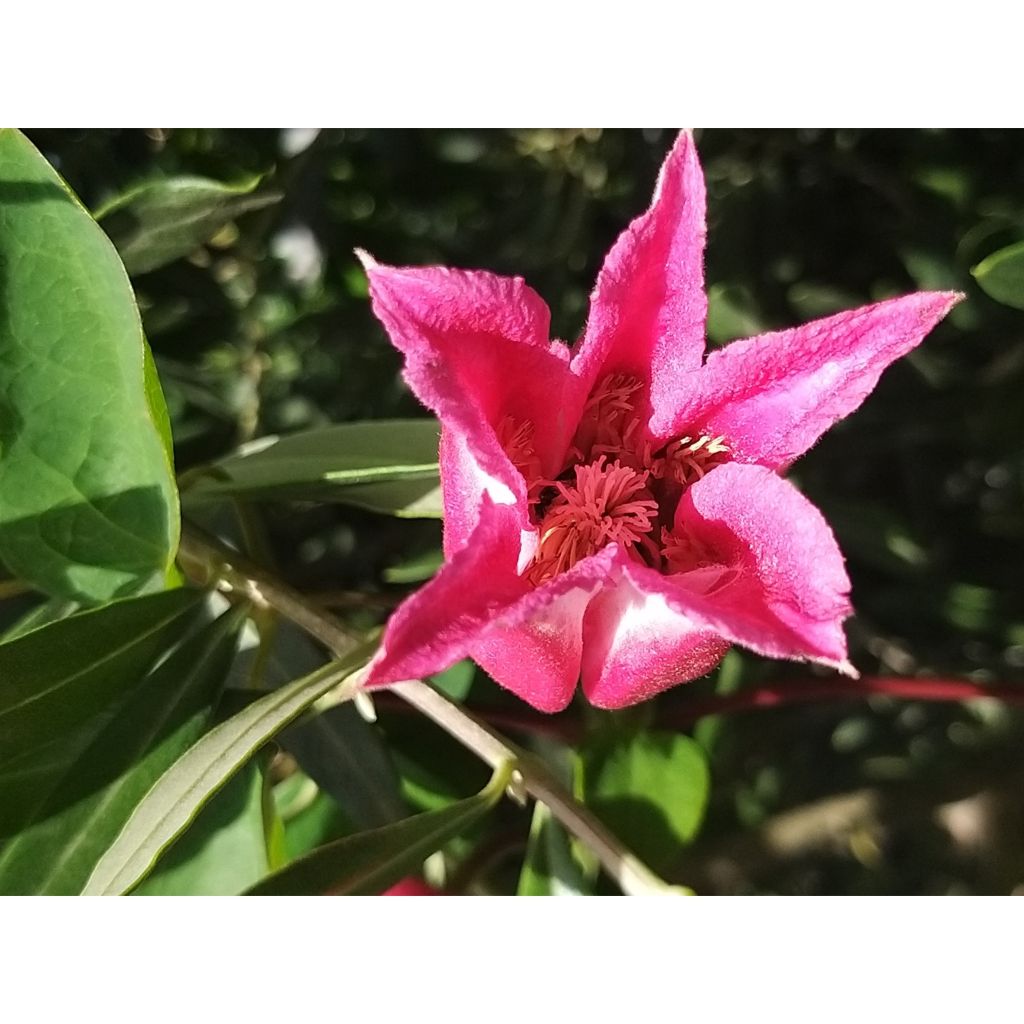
[[581, 571, 729, 709], [469, 545, 619, 713], [655, 291, 962, 466], [572, 131, 708, 425], [656, 462, 854, 669]]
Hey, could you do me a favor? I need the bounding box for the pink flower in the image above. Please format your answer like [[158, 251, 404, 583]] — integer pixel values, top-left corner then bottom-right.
[[359, 132, 960, 713]]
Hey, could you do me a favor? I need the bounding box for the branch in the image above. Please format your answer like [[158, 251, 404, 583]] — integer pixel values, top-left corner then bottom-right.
[[178, 523, 680, 896]]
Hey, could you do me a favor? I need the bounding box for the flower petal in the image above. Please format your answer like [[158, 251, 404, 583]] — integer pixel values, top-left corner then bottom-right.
[[656, 463, 853, 668], [571, 131, 707, 423], [361, 255, 584, 485], [581, 571, 729, 709], [469, 546, 619, 713], [365, 496, 618, 713], [364, 499, 528, 688], [654, 291, 962, 467]]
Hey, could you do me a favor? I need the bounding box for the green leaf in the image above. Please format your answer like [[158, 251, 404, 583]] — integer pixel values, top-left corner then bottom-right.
[[0, 607, 243, 893], [972, 241, 1024, 310], [0, 128, 179, 603], [81, 641, 374, 895], [133, 758, 270, 896], [244, 763, 511, 896], [517, 803, 594, 896], [96, 174, 280, 276], [583, 731, 710, 876], [232, 618, 407, 829], [0, 588, 203, 774], [282, 705, 408, 829], [184, 420, 442, 517], [0, 597, 78, 643]]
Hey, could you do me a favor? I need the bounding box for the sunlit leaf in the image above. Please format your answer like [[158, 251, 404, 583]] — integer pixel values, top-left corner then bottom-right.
[[0, 607, 242, 893], [81, 641, 374, 895], [583, 731, 710, 876], [0, 129, 179, 602], [0, 588, 203, 776], [184, 420, 441, 517]]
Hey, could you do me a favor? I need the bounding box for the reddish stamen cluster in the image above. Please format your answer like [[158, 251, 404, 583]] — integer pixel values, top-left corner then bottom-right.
[[526, 458, 658, 585], [496, 374, 733, 587]]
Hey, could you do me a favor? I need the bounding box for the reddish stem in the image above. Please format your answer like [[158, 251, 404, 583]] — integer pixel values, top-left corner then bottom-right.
[[658, 675, 1024, 729], [375, 675, 1024, 742]]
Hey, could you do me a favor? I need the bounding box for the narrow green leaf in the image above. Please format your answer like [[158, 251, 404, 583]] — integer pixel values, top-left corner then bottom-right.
[[282, 705, 408, 829], [81, 641, 374, 895], [133, 758, 270, 896], [184, 420, 442, 517], [517, 803, 593, 896], [244, 763, 511, 896], [972, 241, 1024, 310], [0, 597, 78, 643], [0, 607, 243, 893], [583, 731, 710, 876], [96, 174, 280, 275], [0, 588, 202, 773], [0, 128, 179, 602]]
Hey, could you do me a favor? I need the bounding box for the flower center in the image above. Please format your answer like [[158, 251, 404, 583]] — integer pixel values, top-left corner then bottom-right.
[[499, 373, 733, 586], [525, 457, 658, 585]]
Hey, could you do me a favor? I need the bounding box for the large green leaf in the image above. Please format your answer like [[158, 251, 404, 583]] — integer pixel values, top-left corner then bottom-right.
[[0, 607, 243, 893], [583, 731, 710, 876], [0, 588, 203, 775], [0, 128, 179, 602], [133, 758, 271, 896], [81, 641, 374, 895], [96, 175, 280, 276], [972, 241, 1024, 310], [184, 420, 442, 517], [245, 763, 510, 896]]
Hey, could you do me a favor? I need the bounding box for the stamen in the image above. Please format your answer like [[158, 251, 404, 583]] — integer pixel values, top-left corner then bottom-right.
[[497, 415, 544, 504], [656, 434, 731, 487], [570, 373, 646, 468], [526, 457, 657, 585], [660, 525, 721, 574]]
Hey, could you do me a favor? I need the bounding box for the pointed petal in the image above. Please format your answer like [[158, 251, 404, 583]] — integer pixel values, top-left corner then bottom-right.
[[572, 131, 708, 423], [364, 499, 527, 688], [361, 256, 585, 486], [657, 463, 853, 668], [581, 571, 729, 709], [655, 291, 962, 466]]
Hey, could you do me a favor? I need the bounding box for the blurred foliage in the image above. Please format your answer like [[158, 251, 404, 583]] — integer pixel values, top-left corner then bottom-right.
[[9, 128, 1024, 894]]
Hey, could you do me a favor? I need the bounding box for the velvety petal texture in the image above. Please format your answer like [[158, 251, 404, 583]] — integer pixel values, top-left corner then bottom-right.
[[581, 569, 730, 709], [656, 291, 962, 466], [661, 463, 853, 669], [361, 132, 960, 713], [572, 131, 708, 428]]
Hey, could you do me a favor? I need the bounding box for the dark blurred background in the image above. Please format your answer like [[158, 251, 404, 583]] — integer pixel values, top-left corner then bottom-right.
[[25, 129, 1024, 894]]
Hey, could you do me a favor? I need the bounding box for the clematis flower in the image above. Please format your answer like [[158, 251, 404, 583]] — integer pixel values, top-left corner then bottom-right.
[[358, 131, 960, 713]]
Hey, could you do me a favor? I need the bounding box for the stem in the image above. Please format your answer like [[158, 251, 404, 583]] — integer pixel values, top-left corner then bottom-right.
[[392, 679, 680, 895], [375, 674, 1024, 742], [178, 523, 679, 896], [657, 675, 1024, 728]]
